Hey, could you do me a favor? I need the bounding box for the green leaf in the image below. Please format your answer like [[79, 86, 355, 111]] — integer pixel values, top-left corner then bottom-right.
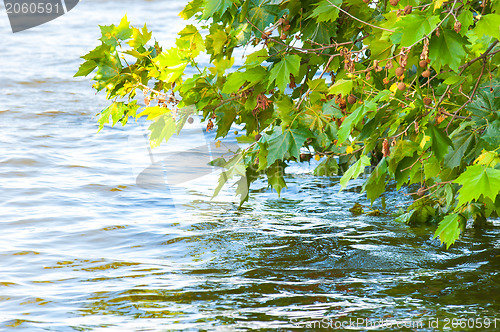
[[467, 86, 500, 124], [337, 100, 377, 144], [482, 120, 500, 149], [97, 102, 129, 131], [275, 96, 296, 128], [339, 155, 371, 191], [74, 60, 97, 77], [153, 48, 188, 83], [427, 123, 453, 161], [139, 106, 170, 121], [245, 48, 269, 65], [443, 75, 466, 85], [367, 38, 393, 62], [392, 13, 440, 47], [322, 99, 344, 118], [308, 0, 341, 23], [363, 158, 387, 203], [303, 20, 337, 44], [99, 15, 133, 48], [215, 103, 238, 138], [444, 130, 474, 168], [179, 0, 204, 19], [493, 1, 500, 13], [454, 165, 500, 207], [429, 30, 468, 72], [389, 140, 419, 170], [149, 114, 177, 148], [395, 210, 414, 224], [457, 10, 473, 36], [177, 25, 204, 57], [128, 24, 152, 49], [212, 153, 246, 199], [474, 14, 500, 40], [475, 151, 500, 168], [206, 27, 228, 55], [213, 170, 231, 198], [424, 156, 441, 178], [433, 213, 461, 249], [266, 128, 309, 166], [267, 161, 287, 195], [268, 54, 301, 92], [235, 174, 250, 205], [313, 156, 339, 176], [222, 72, 246, 94], [248, 4, 279, 31], [202, 0, 233, 19], [328, 79, 353, 97], [222, 66, 267, 94]]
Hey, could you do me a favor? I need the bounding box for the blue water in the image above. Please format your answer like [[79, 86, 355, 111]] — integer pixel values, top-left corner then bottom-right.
[[0, 1, 499, 331]]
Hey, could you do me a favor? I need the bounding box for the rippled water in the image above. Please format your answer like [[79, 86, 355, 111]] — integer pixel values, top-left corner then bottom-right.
[[1, 1, 499, 331]]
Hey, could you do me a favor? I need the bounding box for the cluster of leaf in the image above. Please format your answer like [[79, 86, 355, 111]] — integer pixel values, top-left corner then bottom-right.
[[76, 0, 500, 248]]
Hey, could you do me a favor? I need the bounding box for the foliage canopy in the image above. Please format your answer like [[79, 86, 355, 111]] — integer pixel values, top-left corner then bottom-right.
[[77, 0, 500, 248]]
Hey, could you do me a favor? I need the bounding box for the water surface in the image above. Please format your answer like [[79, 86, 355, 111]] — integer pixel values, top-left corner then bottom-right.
[[0, 1, 499, 331]]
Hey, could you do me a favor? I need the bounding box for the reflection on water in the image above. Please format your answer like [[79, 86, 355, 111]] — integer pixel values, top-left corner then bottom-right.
[[0, 0, 499, 331]]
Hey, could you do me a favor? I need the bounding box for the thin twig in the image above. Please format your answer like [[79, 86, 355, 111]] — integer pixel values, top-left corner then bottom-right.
[[445, 59, 487, 132], [434, 40, 499, 112], [324, 0, 395, 32], [405, 0, 459, 50]]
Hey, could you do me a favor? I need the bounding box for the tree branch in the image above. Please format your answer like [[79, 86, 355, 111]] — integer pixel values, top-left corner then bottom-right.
[[324, 0, 395, 32]]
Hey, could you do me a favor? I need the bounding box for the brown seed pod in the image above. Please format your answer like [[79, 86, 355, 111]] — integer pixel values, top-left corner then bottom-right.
[[300, 153, 308, 162], [404, 5, 412, 15], [422, 69, 431, 78], [397, 82, 406, 91], [389, 0, 399, 6], [417, 187, 426, 197], [383, 139, 390, 157], [283, 24, 291, 32], [347, 94, 356, 104], [454, 21, 462, 33], [435, 28, 440, 37], [206, 119, 214, 132], [383, 77, 390, 85], [187, 117, 194, 124], [280, 33, 286, 40], [418, 59, 427, 68], [255, 134, 262, 141], [386, 59, 394, 70], [339, 98, 347, 109], [363, 0, 370, 3], [395, 66, 405, 77], [423, 97, 432, 105]]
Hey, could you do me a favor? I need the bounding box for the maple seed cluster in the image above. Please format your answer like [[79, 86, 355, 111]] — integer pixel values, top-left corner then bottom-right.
[[347, 94, 356, 104], [420, 58, 431, 78], [395, 65, 406, 91]]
